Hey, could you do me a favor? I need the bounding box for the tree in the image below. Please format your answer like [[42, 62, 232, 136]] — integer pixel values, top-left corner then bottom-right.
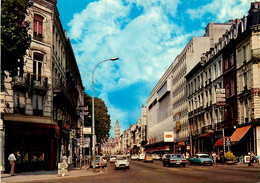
[[84, 93, 111, 144], [1, 0, 32, 76]]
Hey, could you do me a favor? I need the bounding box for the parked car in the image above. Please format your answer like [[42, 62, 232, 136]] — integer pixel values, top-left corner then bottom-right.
[[110, 155, 117, 163], [162, 154, 168, 161], [131, 154, 138, 161], [143, 154, 153, 163], [162, 154, 187, 167], [154, 154, 161, 160], [115, 155, 130, 170], [189, 154, 213, 166], [138, 154, 145, 161], [90, 155, 104, 168]]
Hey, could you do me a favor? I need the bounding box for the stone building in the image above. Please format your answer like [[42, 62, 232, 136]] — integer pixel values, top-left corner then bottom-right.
[[186, 2, 260, 156], [1, 0, 84, 172]]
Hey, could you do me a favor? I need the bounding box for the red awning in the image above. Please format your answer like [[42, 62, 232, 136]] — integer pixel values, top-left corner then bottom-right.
[[198, 132, 213, 138], [230, 125, 251, 142], [214, 137, 231, 147]]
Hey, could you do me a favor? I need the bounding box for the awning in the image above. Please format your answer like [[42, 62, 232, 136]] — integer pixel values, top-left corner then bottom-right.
[[198, 132, 214, 138], [214, 137, 231, 147], [230, 125, 251, 142]]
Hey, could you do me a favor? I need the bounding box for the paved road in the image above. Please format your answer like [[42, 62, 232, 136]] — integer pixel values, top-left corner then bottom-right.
[[30, 160, 260, 183]]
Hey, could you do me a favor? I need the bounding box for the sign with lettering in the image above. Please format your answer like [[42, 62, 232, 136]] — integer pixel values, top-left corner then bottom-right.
[[164, 131, 174, 142], [216, 88, 226, 106], [58, 162, 68, 177]]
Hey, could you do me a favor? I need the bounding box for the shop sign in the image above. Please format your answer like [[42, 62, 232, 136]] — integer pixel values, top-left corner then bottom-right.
[[164, 131, 174, 142], [83, 127, 91, 135], [244, 156, 250, 163], [216, 88, 226, 106], [58, 162, 68, 177]]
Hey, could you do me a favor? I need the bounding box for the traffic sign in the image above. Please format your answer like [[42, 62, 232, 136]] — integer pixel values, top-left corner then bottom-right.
[[226, 138, 231, 146]]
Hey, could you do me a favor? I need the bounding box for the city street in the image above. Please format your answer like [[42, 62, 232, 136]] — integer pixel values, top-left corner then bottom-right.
[[28, 160, 260, 183]]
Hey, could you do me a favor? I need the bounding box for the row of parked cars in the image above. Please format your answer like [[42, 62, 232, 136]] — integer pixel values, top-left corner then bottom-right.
[[130, 153, 213, 167], [90, 153, 213, 169]]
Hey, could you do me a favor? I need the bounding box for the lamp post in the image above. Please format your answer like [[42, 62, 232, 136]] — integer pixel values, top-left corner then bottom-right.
[[92, 57, 119, 172]]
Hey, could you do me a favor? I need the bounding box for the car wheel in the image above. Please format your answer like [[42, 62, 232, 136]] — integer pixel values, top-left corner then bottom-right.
[[210, 163, 212, 166], [182, 164, 186, 167], [163, 162, 165, 167], [189, 161, 192, 165]]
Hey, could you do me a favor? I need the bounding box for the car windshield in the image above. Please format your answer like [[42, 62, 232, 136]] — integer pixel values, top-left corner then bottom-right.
[[117, 156, 127, 160], [171, 154, 181, 158], [199, 155, 209, 158]]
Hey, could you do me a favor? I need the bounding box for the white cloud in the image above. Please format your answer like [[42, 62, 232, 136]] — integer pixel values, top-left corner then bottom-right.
[[67, 0, 193, 132], [187, 0, 251, 22]]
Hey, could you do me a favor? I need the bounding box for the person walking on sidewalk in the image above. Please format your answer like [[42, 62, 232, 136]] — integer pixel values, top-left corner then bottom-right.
[[61, 153, 67, 163], [8, 152, 16, 176], [99, 155, 103, 172]]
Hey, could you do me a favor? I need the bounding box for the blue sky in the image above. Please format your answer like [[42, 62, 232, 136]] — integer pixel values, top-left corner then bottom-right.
[[57, 0, 251, 137]]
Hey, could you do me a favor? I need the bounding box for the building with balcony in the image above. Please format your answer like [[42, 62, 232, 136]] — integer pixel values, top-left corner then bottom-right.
[[186, 2, 260, 156], [1, 0, 84, 172]]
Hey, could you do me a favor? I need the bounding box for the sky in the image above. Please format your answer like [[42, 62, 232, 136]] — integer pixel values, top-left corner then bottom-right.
[[56, 0, 252, 137]]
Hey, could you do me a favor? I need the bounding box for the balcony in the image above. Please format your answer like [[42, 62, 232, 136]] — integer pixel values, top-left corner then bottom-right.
[[31, 75, 48, 92], [201, 125, 212, 133], [12, 73, 30, 92]]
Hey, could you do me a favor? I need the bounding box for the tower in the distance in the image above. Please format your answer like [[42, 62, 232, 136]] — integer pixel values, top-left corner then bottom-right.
[[115, 119, 120, 141]]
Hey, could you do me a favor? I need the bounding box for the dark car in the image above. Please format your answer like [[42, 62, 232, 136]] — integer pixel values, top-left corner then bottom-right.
[[162, 154, 187, 167]]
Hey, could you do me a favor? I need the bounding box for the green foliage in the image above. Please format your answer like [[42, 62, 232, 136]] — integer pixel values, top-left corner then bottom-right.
[[1, 0, 32, 76], [224, 151, 236, 161], [84, 93, 111, 144]]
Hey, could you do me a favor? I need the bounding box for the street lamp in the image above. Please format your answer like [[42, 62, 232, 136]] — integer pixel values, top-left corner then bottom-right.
[[92, 57, 119, 172]]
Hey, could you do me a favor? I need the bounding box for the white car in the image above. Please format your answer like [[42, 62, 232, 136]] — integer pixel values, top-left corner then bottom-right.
[[138, 154, 145, 161], [110, 155, 117, 163], [115, 155, 130, 169], [131, 154, 138, 161]]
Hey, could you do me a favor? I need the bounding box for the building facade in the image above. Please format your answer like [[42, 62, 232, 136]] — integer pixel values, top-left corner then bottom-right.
[[1, 0, 84, 172]]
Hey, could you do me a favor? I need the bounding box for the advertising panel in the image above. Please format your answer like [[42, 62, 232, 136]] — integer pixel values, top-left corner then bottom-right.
[[164, 131, 174, 142]]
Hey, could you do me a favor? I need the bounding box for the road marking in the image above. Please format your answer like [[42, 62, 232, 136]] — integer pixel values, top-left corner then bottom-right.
[[196, 167, 207, 170], [141, 170, 150, 173], [156, 169, 165, 172], [169, 168, 179, 171], [183, 167, 193, 171]]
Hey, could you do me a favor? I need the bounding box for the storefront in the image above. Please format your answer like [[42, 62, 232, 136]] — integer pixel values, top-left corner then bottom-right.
[[5, 122, 60, 172]]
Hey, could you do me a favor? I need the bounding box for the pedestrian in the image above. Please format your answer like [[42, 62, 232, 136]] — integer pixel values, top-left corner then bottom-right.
[[185, 152, 190, 160], [99, 155, 103, 172], [212, 152, 216, 163], [15, 151, 22, 173], [8, 152, 16, 176], [67, 153, 71, 170], [61, 153, 67, 163], [73, 153, 77, 167]]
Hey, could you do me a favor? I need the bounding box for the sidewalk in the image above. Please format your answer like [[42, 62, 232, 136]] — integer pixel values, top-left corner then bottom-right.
[[1, 164, 105, 183]]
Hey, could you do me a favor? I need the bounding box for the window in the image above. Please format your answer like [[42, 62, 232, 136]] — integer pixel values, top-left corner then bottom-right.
[[244, 100, 249, 121], [243, 72, 247, 90], [33, 14, 44, 40], [14, 91, 25, 108], [33, 53, 44, 81], [14, 91, 25, 114], [33, 94, 43, 116], [243, 46, 246, 62], [231, 77, 235, 96]]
